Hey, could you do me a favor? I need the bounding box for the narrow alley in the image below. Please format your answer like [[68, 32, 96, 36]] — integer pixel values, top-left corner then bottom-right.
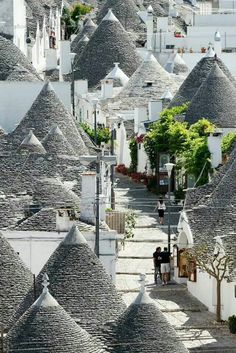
[[115, 173, 236, 353]]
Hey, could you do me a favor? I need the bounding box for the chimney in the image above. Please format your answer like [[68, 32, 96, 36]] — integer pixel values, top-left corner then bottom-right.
[[101, 78, 113, 99], [134, 107, 147, 133], [59, 40, 71, 78], [214, 30, 222, 57], [146, 5, 154, 51], [207, 129, 223, 168], [148, 100, 162, 121], [80, 172, 106, 224], [80, 172, 96, 224], [45, 49, 57, 70]]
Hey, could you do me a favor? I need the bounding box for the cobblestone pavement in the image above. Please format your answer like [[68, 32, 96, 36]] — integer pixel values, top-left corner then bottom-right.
[[115, 173, 236, 353]]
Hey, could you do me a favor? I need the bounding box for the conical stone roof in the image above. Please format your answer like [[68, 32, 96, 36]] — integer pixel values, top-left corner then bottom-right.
[[97, 0, 144, 32], [8, 81, 89, 155], [165, 52, 188, 75], [13, 226, 126, 336], [19, 130, 46, 154], [105, 287, 189, 353], [169, 56, 236, 108], [33, 178, 80, 209], [185, 64, 236, 127], [74, 9, 141, 87], [42, 125, 76, 156], [113, 52, 179, 109], [0, 36, 40, 81], [0, 233, 33, 329], [71, 18, 97, 51], [74, 35, 90, 69], [6, 275, 105, 353]]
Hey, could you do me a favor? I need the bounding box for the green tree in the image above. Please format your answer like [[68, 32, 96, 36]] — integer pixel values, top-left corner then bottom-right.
[[80, 122, 111, 146], [61, 3, 92, 39], [143, 104, 214, 187], [184, 243, 234, 322]]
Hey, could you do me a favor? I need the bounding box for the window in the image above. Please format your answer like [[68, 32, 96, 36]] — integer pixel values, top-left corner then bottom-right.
[[159, 154, 170, 169]]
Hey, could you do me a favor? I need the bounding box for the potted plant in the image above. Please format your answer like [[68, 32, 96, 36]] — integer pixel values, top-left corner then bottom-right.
[[228, 315, 236, 333]]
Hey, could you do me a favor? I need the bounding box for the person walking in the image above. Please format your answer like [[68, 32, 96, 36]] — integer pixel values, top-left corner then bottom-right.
[[153, 246, 162, 284], [154, 198, 166, 225], [160, 247, 171, 285]]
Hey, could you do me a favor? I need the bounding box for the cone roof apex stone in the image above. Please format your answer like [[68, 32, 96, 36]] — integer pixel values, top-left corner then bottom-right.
[[161, 90, 173, 100], [63, 225, 87, 245], [133, 290, 154, 305], [215, 30, 221, 41], [205, 46, 216, 57], [147, 4, 154, 13], [106, 62, 129, 86], [81, 34, 90, 42], [144, 52, 157, 62], [34, 290, 59, 307], [102, 9, 119, 22], [20, 130, 43, 147], [85, 17, 97, 27]]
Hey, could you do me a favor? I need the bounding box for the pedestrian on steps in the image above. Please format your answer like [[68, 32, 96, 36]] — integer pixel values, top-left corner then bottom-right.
[[160, 247, 171, 286], [153, 246, 162, 284], [154, 198, 166, 225]]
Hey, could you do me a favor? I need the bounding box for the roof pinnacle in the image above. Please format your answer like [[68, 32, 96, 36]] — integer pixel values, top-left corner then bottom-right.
[[42, 273, 49, 293]]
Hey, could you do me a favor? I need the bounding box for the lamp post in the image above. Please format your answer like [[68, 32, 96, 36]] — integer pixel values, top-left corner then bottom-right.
[[107, 116, 122, 210], [80, 154, 117, 257], [92, 99, 99, 145], [164, 162, 175, 253], [70, 52, 76, 117]]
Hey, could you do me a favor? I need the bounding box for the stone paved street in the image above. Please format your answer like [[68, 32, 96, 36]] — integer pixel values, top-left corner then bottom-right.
[[115, 173, 236, 352]]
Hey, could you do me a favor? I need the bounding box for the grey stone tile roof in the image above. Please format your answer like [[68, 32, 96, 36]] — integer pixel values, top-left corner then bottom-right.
[[0, 232, 33, 329], [14, 207, 57, 231], [97, 0, 145, 32], [71, 18, 97, 52], [74, 10, 141, 88], [185, 142, 236, 248], [13, 226, 126, 336], [0, 36, 41, 81], [6, 64, 41, 82], [32, 177, 81, 209], [108, 53, 179, 110], [165, 52, 188, 75], [185, 64, 236, 128], [7, 81, 90, 155], [169, 56, 236, 108], [73, 35, 90, 69], [7, 284, 105, 353], [42, 125, 76, 156], [103, 289, 189, 353]]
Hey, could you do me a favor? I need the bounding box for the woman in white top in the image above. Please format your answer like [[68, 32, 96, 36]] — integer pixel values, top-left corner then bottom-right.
[[154, 199, 166, 225]]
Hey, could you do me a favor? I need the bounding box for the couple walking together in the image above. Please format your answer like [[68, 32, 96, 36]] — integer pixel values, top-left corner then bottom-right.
[[153, 246, 171, 286]]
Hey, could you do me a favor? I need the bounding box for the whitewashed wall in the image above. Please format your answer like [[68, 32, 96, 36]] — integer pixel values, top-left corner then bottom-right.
[[0, 82, 71, 132], [3, 229, 119, 282]]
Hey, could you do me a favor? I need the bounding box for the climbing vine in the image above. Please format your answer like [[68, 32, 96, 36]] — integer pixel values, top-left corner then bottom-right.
[[129, 138, 138, 172]]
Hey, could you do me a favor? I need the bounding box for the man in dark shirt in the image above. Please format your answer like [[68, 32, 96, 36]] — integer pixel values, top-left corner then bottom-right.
[[153, 246, 162, 284], [160, 247, 171, 285]]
